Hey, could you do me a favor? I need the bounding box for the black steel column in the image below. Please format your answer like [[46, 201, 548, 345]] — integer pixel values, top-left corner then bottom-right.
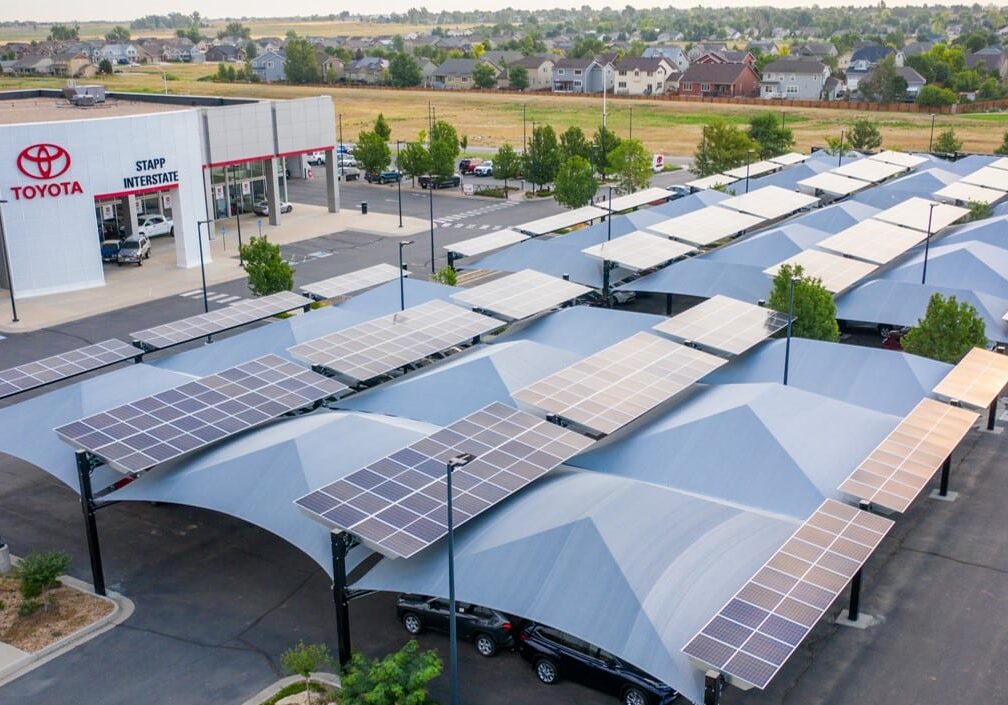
[[330, 532, 352, 667], [939, 456, 951, 496], [602, 261, 611, 307], [703, 671, 724, 705], [75, 451, 106, 596], [847, 568, 862, 621], [988, 400, 998, 431], [665, 293, 673, 316]]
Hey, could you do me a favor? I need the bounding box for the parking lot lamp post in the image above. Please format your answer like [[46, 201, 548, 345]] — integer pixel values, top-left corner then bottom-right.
[[446, 452, 476, 705], [629, 106, 633, 140], [396, 140, 403, 228], [921, 202, 937, 285], [929, 113, 936, 152], [745, 149, 755, 194], [837, 129, 845, 167], [195, 219, 212, 314], [398, 240, 413, 311], [783, 275, 798, 386], [0, 199, 18, 323], [229, 165, 244, 266]]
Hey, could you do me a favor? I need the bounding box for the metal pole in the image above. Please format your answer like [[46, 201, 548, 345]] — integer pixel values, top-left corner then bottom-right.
[[745, 150, 753, 194], [428, 104, 435, 275], [783, 276, 797, 386], [629, 106, 633, 140], [196, 220, 211, 313], [0, 200, 18, 323], [939, 456, 951, 496], [988, 399, 998, 431], [607, 185, 613, 241], [396, 140, 403, 228], [837, 129, 845, 167], [847, 568, 862, 622], [338, 113, 344, 156], [399, 240, 412, 311], [232, 166, 244, 266], [921, 203, 936, 285], [330, 532, 352, 668], [446, 453, 475, 705], [75, 451, 106, 596], [929, 114, 936, 152]]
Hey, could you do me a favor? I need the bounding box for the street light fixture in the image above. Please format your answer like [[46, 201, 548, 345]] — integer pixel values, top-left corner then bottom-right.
[[396, 140, 403, 229], [0, 199, 18, 323], [928, 113, 936, 153], [921, 201, 938, 285], [398, 240, 413, 311], [837, 129, 845, 167], [744, 149, 755, 194], [783, 275, 799, 386], [195, 219, 213, 314], [446, 452, 476, 705]]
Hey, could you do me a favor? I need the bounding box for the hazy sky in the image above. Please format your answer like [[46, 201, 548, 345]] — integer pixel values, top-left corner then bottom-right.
[[1, 2, 989, 24]]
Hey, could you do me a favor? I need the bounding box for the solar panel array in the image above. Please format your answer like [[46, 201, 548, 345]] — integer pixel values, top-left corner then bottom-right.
[[513, 331, 726, 435], [837, 398, 978, 513], [764, 250, 878, 294], [131, 291, 312, 350], [816, 219, 927, 265], [931, 347, 1008, 410], [288, 299, 499, 382], [961, 166, 1008, 193], [683, 498, 893, 690], [446, 229, 530, 258], [54, 354, 347, 473], [872, 197, 970, 233], [831, 158, 907, 184], [797, 172, 872, 197], [0, 339, 139, 399], [768, 152, 808, 166], [581, 231, 696, 271], [648, 207, 766, 247], [869, 151, 928, 169], [301, 264, 405, 301], [990, 157, 1008, 172], [450, 269, 592, 321], [653, 295, 790, 356], [294, 401, 594, 558], [605, 187, 673, 213], [724, 160, 780, 179], [716, 186, 820, 221], [934, 181, 1005, 206], [685, 174, 738, 191], [517, 205, 610, 236]]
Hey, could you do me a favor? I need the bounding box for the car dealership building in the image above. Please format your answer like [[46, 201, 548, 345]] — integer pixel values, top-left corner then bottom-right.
[[0, 92, 339, 298]]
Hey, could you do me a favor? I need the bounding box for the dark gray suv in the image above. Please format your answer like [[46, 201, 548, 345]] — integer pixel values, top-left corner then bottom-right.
[[396, 594, 515, 657]]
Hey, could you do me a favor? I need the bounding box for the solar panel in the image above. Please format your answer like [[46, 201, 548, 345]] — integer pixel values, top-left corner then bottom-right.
[[606, 187, 673, 212], [837, 398, 978, 513], [960, 166, 1008, 193], [871, 197, 970, 233], [764, 250, 878, 294], [868, 151, 928, 169], [683, 498, 893, 690], [685, 174, 739, 191], [294, 401, 594, 559], [931, 347, 1008, 410], [816, 219, 927, 265], [653, 295, 790, 356], [131, 291, 312, 350], [54, 354, 347, 473], [724, 160, 780, 179], [301, 264, 405, 301], [513, 331, 726, 435], [581, 231, 696, 271], [768, 152, 809, 166], [450, 269, 592, 321], [934, 181, 1005, 206], [445, 229, 530, 258], [647, 207, 766, 247], [990, 157, 1008, 172], [0, 339, 139, 399], [288, 299, 499, 382], [716, 186, 820, 220], [517, 205, 610, 236], [797, 172, 871, 197], [831, 158, 908, 183]]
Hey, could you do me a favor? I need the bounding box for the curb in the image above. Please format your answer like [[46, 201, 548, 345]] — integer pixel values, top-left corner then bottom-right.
[[0, 562, 135, 687], [239, 672, 341, 705]]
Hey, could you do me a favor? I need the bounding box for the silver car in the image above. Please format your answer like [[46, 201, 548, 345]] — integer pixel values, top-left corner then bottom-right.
[[117, 234, 151, 266]]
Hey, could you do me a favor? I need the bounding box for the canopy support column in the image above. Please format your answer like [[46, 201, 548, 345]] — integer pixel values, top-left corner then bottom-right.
[[75, 450, 106, 596], [602, 260, 611, 307], [929, 455, 957, 502], [847, 568, 862, 622], [665, 294, 672, 316], [988, 400, 998, 431], [331, 531, 354, 667], [703, 670, 724, 705]]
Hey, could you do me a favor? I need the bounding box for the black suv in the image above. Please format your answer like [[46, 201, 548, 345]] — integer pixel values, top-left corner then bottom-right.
[[518, 624, 678, 705], [396, 594, 515, 657], [418, 173, 461, 189]]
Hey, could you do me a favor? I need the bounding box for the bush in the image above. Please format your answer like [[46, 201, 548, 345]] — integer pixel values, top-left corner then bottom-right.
[[902, 293, 988, 363], [431, 266, 457, 286], [340, 640, 442, 705], [18, 599, 40, 618], [18, 551, 70, 600], [239, 236, 294, 296], [281, 641, 332, 705]]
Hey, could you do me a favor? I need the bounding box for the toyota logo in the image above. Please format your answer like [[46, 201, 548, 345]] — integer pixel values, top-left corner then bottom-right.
[[16, 143, 72, 180]]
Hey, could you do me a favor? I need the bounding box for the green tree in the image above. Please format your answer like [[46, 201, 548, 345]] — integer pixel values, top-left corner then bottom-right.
[[389, 53, 423, 87], [18, 551, 71, 600], [767, 264, 840, 342], [398, 140, 431, 186], [353, 131, 392, 175], [245, 40, 258, 60], [570, 36, 605, 58], [560, 126, 591, 161], [590, 125, 622, 182], [431, 266, 457, 285], [281, 641, 332, 705], [858, 54, 908, 102], [105, 25, 131, 42], [846, 119, 883, 152], [901, 293, 988, 363], [219, 21, 251, 39], [554, 156, 598, 208], [240, 236, 294, 296], [994, 131, 1008, 156], [472, 62, 497, 89], [339, 641, 442, 705], [608, 139, 652, 192], [693, 119, 759, 177], [492, 143, 522, 193], [48, 23, 79, 41], [284, 33, 321, 83], [429, 120, 460, 178], [508, 64, 529, 91], [747, 112, 794, 159], [915, 85, 958, 107], [97, 59, 113, 75], [374, 113, 391, 141], [933, 128, 962, 155], [524, 124, 561, 191], [968, 200, 993, 221]]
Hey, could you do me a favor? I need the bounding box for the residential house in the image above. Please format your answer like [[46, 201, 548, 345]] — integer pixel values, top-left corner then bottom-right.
[[747, 40, 782, 56], [100, 43, 144, 65], [642, 46, 689, 71], [665, 71, 683, 93], [695, 50, 756, 66], [12, 54, 53, 75], [687, 42, 728, 61], [433, 58, 499, 89], [967, 47, 1008, 80], [902, 41, 935, 58], [614, 56, 675, 95], [679, 62, 761, 97], [481, 50, 522, 68], [321, 56, 344, 81], [250, 50, 286, 82], [205, 45, 242, 62], [552, 57, 608, 93], [346, 56, 388, 84], [510, 55, 554, 91], [256, 38, 284, 55], [845, 45, 903, 92], [823, 76, 843, 100], [161, 38, 195, 62], [896, 66, 927, 99], [51, 51, 92, 77], [419, 59, 437, 87], [797, 42, 838, 59], [760, 58, 830, 99]]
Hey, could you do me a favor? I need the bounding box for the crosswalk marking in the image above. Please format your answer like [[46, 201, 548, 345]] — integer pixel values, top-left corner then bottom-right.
[[179, 290, 244, 306]]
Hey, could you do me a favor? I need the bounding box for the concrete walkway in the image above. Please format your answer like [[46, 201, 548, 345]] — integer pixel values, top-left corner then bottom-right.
[[0, 204, 429, 333]]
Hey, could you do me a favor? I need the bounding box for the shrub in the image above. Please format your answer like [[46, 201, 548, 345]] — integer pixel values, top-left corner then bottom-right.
[[431, 266, 458, 286], [18, 599, 40, 618], [18, 551, 70, 600], [239, 236, 294, 296]]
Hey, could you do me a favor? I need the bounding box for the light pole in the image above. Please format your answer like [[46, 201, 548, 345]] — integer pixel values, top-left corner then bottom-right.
[[837, 129, 845, 167], [195, 219, 212, 314], [398, 240, 413, 311], [629, 106, 633, 140], [0, 199, 18, 323], [396, 140, 403, 228], [229, 164, 244, 266], [921, 202, 937, 285], [446, 452, 476, 705], [522, 103, 527, 191], [745, 149, 755, 194], [783, 275, 798, 386], [928, 113, 936, 153]]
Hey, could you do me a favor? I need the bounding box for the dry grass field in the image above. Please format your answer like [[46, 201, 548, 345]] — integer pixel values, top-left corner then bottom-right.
[[2, 63, 1005, 156]]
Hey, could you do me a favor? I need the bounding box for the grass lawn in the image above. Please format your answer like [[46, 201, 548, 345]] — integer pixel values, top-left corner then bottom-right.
[[1, 65, 1004, 155]]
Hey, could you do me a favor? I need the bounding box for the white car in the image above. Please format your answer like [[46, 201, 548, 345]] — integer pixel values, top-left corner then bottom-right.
[[337, 154, 358, 168], [306, 151, 326, 165], [473, 161, 494, 176], [137, 214, 173, 238]]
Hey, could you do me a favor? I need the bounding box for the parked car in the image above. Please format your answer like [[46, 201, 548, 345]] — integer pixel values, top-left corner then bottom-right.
[[518, 623, 678, 705], [473, 161, 494, 176], [336, 143, 352, 154], [137, 214, 173, 238], [340, 166, 361, 182], [116, 234, 151, 266], [100, 218, 126, 239], [253, 200, 293, 216], [419, 173, 462, 189], [459, 158, 480, 174], [337, 154, 358, 168], [666, 185, 691, 199], [396, 594, 515, 657], [882, 326, 909, 351], [365, 169, 402, 184], [100, 238, 123, 262], [306, 151, 326, 165]]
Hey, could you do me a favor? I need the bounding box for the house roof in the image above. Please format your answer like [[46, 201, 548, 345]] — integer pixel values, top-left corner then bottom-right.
[[615, 56, 669, 72], [512, 55, 553, 70], [763, 58, 827, 74], [554, 57, 597, 70], [800, 42, 836, 55], [435, 58, 480, 76], [895, 65, 926, 84], [851, 44, 893, 63], [681, 62, 755, 84]]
